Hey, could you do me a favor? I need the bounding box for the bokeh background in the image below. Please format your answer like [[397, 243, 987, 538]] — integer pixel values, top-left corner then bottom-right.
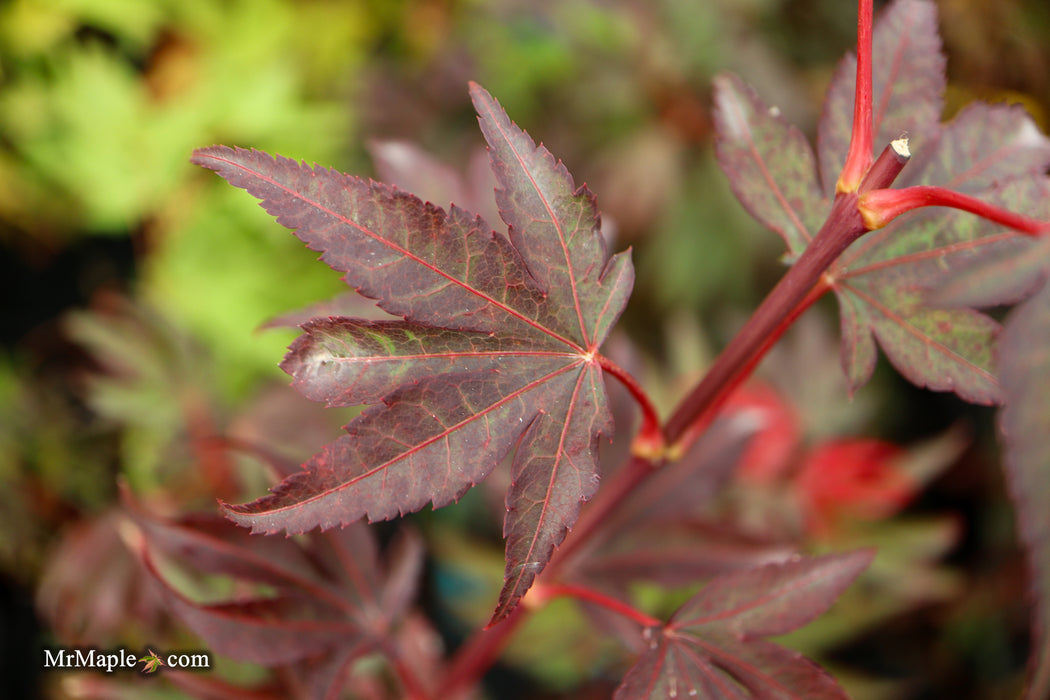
[[2, 0, 1049, 698]]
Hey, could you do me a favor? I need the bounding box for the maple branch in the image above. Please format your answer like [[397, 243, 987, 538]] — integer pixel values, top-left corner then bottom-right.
[[534, 582, 662, 628], [859, 186, 1050, 235], [663, 194, 868, 451], [837, 0, 875, 193], [597, 353, 665, 458]]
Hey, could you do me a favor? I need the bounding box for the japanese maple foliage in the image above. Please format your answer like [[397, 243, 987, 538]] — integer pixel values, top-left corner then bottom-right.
[[125, 485, 431, 699], [145, 0, 1050, 697], [713, 0, 1049, 405], [713, 2, 1050, 696], [192, 83, 637, 623], [614, 551, 874, 700]]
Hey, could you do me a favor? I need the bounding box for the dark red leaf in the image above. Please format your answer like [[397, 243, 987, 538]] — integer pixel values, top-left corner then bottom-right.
[[819, 1, 1050, 403], [999, 280, 1050, 700], [670, 549, 873, 637], [141, 556, 361, 667], [618, 635, 848, 700], [581, 522, 796, 592], [614, 551, 874, 700], [127, 489, 421, 687], [470, 82, 632, 348], [713, 73, 827, 258], [831, 153, 1049, 403], [192, 82, 633, 622]]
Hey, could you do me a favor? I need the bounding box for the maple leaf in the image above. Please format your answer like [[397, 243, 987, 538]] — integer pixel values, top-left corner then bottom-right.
[[934, 227, 1050, 700], [998, 280, 1050, 700], [191, 82, 634, 622], [127, 488, 424, 696], [713, 0, 1050, 404], [138, 649, 164, 674], [614, 550, 874, 700]]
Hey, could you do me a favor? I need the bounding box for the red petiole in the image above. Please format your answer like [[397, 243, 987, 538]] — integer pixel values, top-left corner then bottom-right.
[[861, 186, 1050, 235], [837, 0, 875, 193], [532, 582, 662, 628]]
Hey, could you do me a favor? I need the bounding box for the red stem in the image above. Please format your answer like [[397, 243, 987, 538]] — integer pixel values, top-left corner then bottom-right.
[[537, 582, 662, 628], [858, 138, 911, 194], [860, 186, 1050, 235], [551, 198, 874, 589], [597, 354, 666, 457], [669, 278, 830, 454], [664, 193, 867, 449], [838, 0, 875, 193]]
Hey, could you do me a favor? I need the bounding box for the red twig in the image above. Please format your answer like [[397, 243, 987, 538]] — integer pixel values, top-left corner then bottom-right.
[[667, 278, 830, 456]]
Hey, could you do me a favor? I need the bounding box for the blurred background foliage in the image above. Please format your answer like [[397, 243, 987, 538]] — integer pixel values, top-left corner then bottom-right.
[[1, 0, 1049, 698]]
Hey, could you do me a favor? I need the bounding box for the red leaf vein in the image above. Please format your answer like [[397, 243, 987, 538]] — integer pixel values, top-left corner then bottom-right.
[[841, 281, 997, 384]]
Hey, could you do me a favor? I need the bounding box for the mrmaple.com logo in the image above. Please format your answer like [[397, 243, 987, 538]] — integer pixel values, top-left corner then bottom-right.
[[43, 647, 210, 674]]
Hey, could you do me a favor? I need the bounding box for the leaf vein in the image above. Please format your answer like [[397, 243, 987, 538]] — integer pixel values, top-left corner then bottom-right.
[[842, 282, 997, 384]]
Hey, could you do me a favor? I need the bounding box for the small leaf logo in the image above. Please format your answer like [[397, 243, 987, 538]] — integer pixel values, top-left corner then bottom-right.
[[138, 649, 165, 674]]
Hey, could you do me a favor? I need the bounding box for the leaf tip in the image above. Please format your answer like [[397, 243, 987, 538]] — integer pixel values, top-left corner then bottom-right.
[[189, 144, 232, 167], [467, 80, 493, 108], [218, 499, 281, 536]]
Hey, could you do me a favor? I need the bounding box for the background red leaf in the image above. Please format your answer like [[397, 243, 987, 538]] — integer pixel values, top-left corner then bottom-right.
[[614, 551, 874, 700], [999, 281, 1050, 700], [943, 230, 1050, 700]]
